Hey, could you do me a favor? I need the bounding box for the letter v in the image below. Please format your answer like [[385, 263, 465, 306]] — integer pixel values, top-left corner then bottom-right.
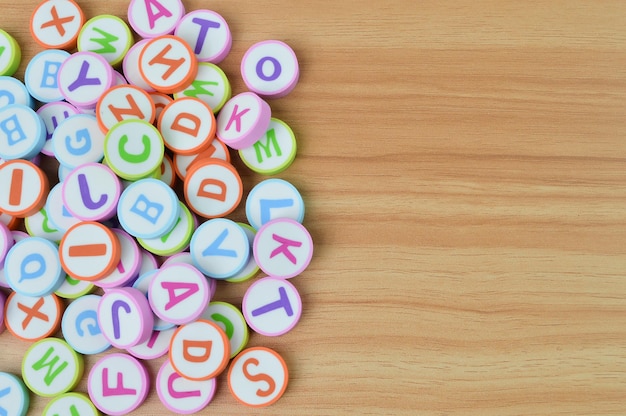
[[202, 228, 236, 257]]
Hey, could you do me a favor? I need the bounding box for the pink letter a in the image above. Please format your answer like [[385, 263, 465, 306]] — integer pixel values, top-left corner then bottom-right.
[[143, 0, 173, 29]]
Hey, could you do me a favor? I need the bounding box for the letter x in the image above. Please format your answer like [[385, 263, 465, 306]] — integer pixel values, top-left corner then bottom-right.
[[17, 298, 49, 330], [40, 5, 75, 36]]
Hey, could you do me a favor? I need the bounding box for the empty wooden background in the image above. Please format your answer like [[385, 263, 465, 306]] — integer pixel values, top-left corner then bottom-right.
[[1, 1, 625, 414]]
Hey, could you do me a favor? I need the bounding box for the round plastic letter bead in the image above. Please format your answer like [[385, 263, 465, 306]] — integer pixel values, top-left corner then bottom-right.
[[25, 50, 70, 103], [61, 294, 111, 355], [238, 118, 297, 175], [42, 392, 99, 416], [0, 105, 46, 161], [216, 92, 271, 150], [0, 372, 29, 416], [59, 221, 121, 282], [228, 347, 289, 407], [254, 218, 313, 279], [184, 159, 242, 219], [4, 293, 63, 342], [190, 218, 249, 279], [97, 287, 154, 349], [77, 15, 133, 67], [156, 359, 217, 414], [169, 319, 230, 381], [138, 35, 197, 94], [58, 51, 114, 109], [245, 178, 305, 230], [87, 353, 149, 415], [61, 162, 121, 221], [117, 178, 180, 239], [128, 0, 185, 39], [30, 0, 84, 50], [96, 84, 156, 132], [242, 276, 302, 336], [241, 40, 299, 98], [158, 97, 216, 155], [52, 114, 106, 169], [104, 119, 165, 181], [0, 29, 21, 76], [0, 160, 48, 218], [174, 10, 231, 64], [148, 263, 210, 325], [22, 338, 83, 397], [4, 237, 64, 297]]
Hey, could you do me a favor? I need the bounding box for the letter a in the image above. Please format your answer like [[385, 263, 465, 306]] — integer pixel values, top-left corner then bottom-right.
[[160, 281, 199, 311], [143, 0, 173, 29]]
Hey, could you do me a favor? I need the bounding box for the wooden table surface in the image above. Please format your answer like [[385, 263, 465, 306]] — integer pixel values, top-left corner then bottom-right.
[[1, 0, 626, 414]]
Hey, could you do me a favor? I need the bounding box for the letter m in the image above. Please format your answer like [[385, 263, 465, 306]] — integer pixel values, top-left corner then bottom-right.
[[253, 128, 281, 163]]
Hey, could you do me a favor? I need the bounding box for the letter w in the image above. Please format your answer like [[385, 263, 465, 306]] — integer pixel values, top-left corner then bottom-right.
[[31, 347, 68, 386], [89, 27, 118, 54]]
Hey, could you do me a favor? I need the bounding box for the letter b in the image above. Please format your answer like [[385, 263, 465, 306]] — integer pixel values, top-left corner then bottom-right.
[[0, 114, 26, 146], [129, 193, 164, 224]]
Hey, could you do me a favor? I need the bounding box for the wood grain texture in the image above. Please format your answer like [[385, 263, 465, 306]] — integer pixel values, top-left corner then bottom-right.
[[1, 0, 625, 414]]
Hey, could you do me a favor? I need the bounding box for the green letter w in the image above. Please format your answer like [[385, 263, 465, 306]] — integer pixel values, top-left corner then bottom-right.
[[183, 80, 219, 98], [31, 347, 68, 386], [89, 27, 118, 54]]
